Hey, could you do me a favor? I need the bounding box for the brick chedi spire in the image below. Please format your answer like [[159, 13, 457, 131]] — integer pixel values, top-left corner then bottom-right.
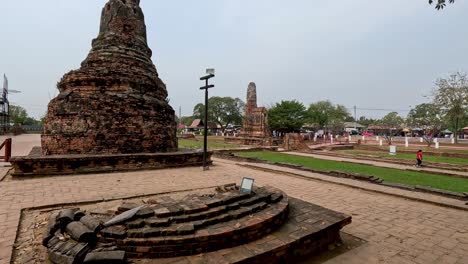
[[241, 82, 269, 138], [42, 0, 178, 155], [245, 82, 258, 113]]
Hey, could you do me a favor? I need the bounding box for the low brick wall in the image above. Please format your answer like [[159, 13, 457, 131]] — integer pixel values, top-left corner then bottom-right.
[[10, 151, 212, 177], [323, 144, 354, 151], [224, 136, 280, 146]]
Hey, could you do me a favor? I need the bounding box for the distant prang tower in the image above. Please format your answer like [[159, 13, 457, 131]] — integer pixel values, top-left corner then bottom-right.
[[42, 0, 178, 155], [241, 82, 269, 138]]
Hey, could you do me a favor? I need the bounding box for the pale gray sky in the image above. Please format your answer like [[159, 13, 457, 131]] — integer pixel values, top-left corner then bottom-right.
[[1, 0, 467, 119]]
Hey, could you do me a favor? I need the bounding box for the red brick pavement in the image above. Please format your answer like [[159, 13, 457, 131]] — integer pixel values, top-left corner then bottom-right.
[[0, 161, 467, 263]]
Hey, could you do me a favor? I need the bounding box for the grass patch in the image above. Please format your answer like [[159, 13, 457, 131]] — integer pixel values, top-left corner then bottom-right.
[[236, 151, 468, 193], [373, 146, 468, 155], [338, 150, 468, 165], [178, 136, 242, 150]]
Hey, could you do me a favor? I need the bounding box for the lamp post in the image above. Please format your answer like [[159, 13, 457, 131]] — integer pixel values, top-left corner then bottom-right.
[[200, 69, 215, 171]]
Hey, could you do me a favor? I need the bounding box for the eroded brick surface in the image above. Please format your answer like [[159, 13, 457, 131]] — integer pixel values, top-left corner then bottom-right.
[[97, 186, 291, 259], [41, 0, 177, 155], [240, 82, 269, 138]]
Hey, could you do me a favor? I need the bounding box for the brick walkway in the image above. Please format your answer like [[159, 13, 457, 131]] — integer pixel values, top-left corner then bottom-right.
[[0, 134, 41, 157], [0, 135, 467, 263]]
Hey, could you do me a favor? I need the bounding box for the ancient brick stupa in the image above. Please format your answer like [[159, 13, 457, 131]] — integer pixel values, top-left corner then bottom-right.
[[240, 82, 269, 138], [41, 0, 177, 155]]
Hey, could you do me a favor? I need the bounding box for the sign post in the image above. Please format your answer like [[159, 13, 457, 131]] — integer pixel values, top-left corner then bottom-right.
[[199, 69, 215, 171]]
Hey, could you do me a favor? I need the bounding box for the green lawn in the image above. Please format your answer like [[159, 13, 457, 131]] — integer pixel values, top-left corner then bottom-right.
[[236, 151, 468, 193], [373, 146, 468, 155], [178, 136, 243, 150], [338, 150, 468, 165]]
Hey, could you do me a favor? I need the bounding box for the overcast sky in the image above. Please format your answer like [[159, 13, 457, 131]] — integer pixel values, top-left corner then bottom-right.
[[1, 0, 467, 119]]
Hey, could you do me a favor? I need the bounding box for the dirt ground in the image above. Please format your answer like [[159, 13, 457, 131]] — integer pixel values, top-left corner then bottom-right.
[[12, 188, 217, 264]]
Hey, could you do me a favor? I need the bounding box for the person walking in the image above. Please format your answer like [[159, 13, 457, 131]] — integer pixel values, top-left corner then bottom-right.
[[416, 150, 423, 167]]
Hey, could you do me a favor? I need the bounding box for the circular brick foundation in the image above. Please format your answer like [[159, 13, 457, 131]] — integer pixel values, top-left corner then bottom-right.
[[100, 186, 289, 258]]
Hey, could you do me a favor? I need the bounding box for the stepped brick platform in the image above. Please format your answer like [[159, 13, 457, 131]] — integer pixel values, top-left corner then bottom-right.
[[41, 185, 351, 263], [162, 197, 352, 264], [10, 147, 211, 177]]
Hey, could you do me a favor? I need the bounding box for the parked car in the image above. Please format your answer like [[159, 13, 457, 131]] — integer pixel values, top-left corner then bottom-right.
[[361, 131, 375, 137]]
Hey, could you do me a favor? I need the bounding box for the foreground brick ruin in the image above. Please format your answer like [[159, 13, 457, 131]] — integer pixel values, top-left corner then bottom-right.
[[10, 0, 209, 176], [42, 185, 351, 263], [41, 0, 177, 155]]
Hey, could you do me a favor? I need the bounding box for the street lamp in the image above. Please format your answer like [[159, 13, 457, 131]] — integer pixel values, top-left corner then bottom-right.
[[8, 89, 21, 94], [200, 68, 215, 171]]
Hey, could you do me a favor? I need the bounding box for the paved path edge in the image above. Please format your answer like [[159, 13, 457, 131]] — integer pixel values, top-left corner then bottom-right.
[[238, 163, 468, 212]]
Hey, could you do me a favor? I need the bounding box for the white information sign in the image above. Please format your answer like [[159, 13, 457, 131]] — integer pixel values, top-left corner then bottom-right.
[[240, 177, 255, 194], [389, 145, 397, 155]]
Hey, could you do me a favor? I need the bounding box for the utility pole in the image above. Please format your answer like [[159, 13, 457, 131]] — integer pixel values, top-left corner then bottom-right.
[[2, 74, 9, 134], [179, 106, 182, 123], [199, 69, 215, 171], [354, 105, 357, 129]]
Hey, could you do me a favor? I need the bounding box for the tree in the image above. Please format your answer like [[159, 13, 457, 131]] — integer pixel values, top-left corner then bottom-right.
[[379, 112, 404, 145], [23, 117, 41, 126], [307, 100, 352, 133], [40, 113, 47, 125], [407, 103, 443, 146], [193, 97, 245, 132], [358, 116, 377, 127], [193, 103, 205, 120], [268, 100, 307, 133], [329, 104, 353, 134], [179, 116, 196, 126], [429, 0, 455, 10], [307, 101, 334, 129], [432, 72, 468, 143], [9, 105, 28, 125]]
